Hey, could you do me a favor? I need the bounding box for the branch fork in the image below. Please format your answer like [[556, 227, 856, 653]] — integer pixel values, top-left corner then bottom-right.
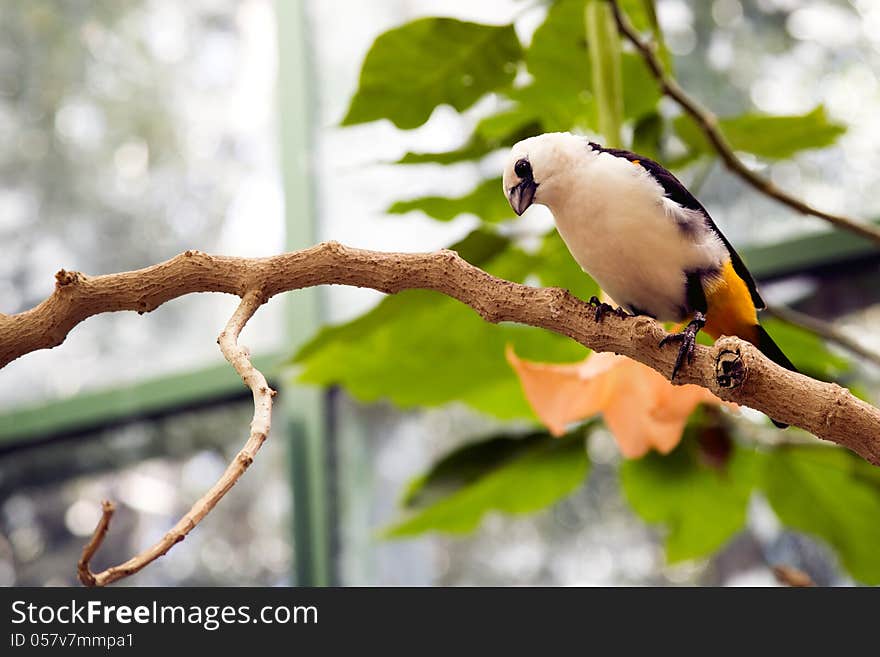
[[76, 291, 274, 586]]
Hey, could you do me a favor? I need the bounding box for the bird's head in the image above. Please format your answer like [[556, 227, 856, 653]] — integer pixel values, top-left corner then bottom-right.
[[503, 132, 589, 215]]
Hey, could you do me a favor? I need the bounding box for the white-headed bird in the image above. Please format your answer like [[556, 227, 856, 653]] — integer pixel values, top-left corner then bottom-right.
[[503, 132, 795, 427]]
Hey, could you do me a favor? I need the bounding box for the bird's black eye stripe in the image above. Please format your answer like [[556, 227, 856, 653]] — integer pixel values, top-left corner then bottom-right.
[[514, 158, 532, 180]]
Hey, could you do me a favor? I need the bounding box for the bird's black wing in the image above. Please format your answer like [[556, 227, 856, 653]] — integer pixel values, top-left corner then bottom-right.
[[589, 143, 765, 309]]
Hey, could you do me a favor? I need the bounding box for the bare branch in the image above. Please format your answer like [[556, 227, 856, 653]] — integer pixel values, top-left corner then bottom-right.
[[2, 243, 879, 584], [76, 291, 274, 586], [607, 0, 880, 247]]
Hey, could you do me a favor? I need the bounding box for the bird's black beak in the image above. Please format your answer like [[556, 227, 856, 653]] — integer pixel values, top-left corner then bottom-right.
[[507, 179, 537, 216]]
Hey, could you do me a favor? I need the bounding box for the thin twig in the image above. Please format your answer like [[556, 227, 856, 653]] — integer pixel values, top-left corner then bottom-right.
[[77, 291, 275, 586], [765, 305, 880, 369], [607, 0, 880, 247], [77, 500, 115, 586]]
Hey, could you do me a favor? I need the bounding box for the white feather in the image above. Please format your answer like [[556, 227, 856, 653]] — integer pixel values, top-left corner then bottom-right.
[[503, 133, 727, 320]]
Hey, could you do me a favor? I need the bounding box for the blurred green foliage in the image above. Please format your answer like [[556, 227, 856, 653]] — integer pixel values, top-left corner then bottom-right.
[[620, 430, 758, 562], [673, 106, 846, 163], [383, 430, 589, 537], [388, 177, 512, 224], [761, 446, 880, 584], [293, 0, 879, 583]]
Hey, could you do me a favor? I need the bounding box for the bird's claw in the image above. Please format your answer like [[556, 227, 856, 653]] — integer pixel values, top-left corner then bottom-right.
[[588, 296, 629, 323], [659, 313, 706, 380]]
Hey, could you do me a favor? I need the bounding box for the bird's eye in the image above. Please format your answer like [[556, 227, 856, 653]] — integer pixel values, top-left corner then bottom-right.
[[514, 158, 532, 180]]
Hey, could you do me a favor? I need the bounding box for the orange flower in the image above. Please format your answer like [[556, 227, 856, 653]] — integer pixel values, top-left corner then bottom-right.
[[506, 346, 735, 458]]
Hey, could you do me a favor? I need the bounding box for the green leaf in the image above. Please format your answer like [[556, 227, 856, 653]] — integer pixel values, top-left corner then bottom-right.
[[618, 0, 655, 32], [621, 52, 663, 122], [402, 430, 557, 509], [674, 106, 846, 160], [387, 177, 513, 223], [527, 0, 591, 101], [621, 436, 757, 562], [475, 107, 539, 141], [396, 109, 540, 165], [396, 140, 497, 166], [343, 18, 523, 129], [760, 317, 852, 382], [516, 0, 596, 131], [292, 230, 589, 419], [631, 112, 664, 160], [383, 431, 589, 537], [508, 83, 596, 133], [761, 446, 880, 585]]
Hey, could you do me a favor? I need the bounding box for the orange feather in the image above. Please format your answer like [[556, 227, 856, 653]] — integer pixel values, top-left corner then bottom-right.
[[702, 259, 759, 345]]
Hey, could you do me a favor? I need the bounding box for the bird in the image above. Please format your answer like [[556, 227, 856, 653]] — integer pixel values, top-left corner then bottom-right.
[[502, 132, 796, 427]]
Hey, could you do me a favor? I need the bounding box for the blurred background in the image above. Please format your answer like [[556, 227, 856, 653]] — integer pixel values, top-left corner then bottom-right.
[[1, 0, 879, 586]]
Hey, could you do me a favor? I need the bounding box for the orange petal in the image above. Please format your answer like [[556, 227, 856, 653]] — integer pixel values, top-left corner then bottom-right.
[[601, 363, 667, 457], [506, 345, 733, 459], [505, 346, 622, 436]]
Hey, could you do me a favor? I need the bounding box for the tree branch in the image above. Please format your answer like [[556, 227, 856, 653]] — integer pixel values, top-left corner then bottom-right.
[[76, 290, 274, 586], [2, 243, 879, 584], [607, 0, 880, 247]]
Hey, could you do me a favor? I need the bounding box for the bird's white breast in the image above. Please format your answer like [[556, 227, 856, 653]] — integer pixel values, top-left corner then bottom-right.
[[542, 152, 726, 321]]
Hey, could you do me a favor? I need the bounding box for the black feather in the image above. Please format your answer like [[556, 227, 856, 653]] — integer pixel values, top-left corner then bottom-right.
[[754, 324, 798, 428], [588, 142, 765, 310]]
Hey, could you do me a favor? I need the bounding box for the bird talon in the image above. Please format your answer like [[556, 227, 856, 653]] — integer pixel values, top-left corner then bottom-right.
[[660, 312, 706, 380], [588, 296, 628, 323]]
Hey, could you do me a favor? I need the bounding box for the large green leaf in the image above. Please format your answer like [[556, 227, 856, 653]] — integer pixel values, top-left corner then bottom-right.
[[674, 106, 846, 160], [620, 435, 757, 562], [343, 18, 523, 129], [761, 446, 880, 585], [527, 0, 591, 101], [514, 0, 596, 131], [388, 177, 513, 223], [291, 230, 591, 420], [383, 431, 589, 537]]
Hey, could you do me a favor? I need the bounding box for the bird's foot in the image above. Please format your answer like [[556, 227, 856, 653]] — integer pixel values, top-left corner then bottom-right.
[[588, 296, 629, 323], [659, 312, 706, 380]]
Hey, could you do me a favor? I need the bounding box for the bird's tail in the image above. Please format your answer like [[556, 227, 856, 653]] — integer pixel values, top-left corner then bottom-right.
[[752, 324, 798, 428]]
